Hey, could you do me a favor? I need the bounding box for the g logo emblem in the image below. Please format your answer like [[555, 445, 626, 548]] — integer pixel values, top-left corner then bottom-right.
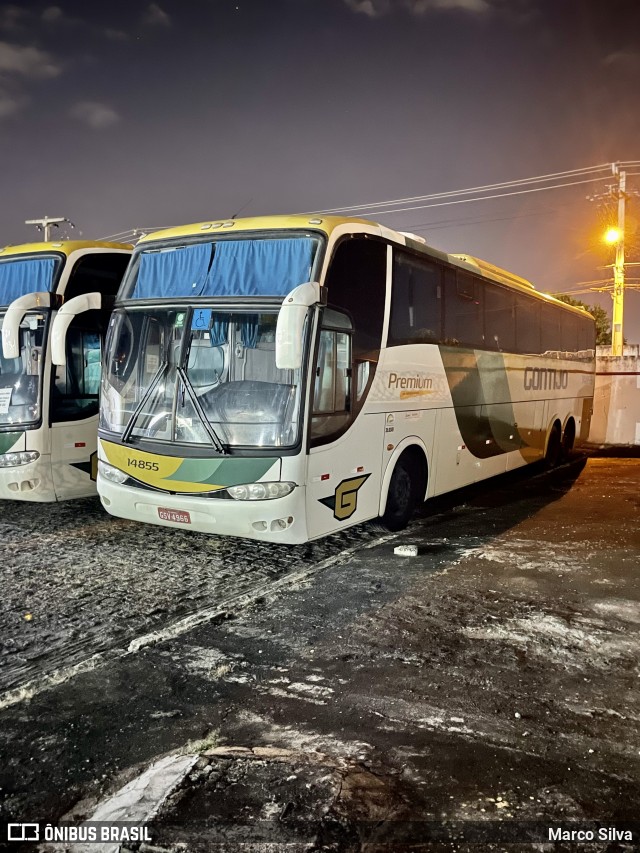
[[319, 474, 370, 521]]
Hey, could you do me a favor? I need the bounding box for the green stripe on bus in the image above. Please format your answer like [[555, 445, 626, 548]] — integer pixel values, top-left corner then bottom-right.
[[440, 348, 526, 459], [165, 457, 278, 487], [0, 432, 24, 454]]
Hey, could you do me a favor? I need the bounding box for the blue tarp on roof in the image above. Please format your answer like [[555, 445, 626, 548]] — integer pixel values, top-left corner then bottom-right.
[[0, 258, 56, 305], [130, 238, 316, 299]]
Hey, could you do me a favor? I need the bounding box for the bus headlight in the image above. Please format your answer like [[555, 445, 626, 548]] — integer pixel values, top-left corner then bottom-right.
[[227, 481, 295, 501], [98, 461, 128, 484], [0, 451, 40, 468]]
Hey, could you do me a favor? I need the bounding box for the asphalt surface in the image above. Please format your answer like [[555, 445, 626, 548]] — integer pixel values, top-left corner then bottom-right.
[[1, 452, 639, 851]]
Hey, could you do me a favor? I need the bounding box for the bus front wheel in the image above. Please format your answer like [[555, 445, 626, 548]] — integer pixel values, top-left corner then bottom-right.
[[378, 453, 422, 532]]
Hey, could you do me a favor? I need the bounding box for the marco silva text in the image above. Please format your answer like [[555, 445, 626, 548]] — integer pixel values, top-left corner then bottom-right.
[[548, 826, 634, 842]]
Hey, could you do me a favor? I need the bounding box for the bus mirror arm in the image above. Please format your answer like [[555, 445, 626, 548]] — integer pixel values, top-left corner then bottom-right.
[[51, 292, 102, 366], [1, 292, 54, 360], [276, 281, 324, 370]]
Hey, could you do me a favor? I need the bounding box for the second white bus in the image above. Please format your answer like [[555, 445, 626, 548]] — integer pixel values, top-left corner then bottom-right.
[[0, 241, 131, 501]]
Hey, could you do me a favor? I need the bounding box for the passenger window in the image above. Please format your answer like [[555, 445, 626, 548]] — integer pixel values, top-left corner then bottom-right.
[[443, 272, 484, 347], [541, 304, 562, 353], [484, 283, 515, 351], [389, 251, 442, 346], [51, 314, 101, 421], [561, 314, 579, 353], [515, 295, 541, 355], [578, 314, 596, 352]]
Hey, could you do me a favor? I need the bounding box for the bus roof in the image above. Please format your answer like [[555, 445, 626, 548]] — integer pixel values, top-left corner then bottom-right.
[[0, 240, 132, 257], [135, 215, 593, 322], [136, 215, 372, 244]]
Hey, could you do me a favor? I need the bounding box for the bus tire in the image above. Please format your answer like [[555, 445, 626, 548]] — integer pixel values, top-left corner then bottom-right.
[[377, 450, 423, 532], [545, 421, 562, 467], [561, 418, 576, 461]]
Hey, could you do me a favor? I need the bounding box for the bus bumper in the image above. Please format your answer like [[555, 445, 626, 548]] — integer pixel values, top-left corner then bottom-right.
[[0, 454, 56, 502], [97, 477, 310, 544]]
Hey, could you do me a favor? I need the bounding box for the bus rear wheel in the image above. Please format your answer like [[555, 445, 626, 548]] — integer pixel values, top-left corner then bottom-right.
[[378, 453, 421, 532], [561, 419, 576, 461], [545, 422, 562, 467]]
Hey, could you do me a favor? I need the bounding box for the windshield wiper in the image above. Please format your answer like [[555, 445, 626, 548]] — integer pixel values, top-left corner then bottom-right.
[[121, 361, 168, 444], [176, 366, 227, 454]]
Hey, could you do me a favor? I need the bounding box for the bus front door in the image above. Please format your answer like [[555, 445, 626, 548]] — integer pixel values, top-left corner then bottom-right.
[[305, 324, 384, 538], [50, 323, 101, 499]]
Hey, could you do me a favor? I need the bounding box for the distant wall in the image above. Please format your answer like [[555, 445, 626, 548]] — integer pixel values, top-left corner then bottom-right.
[[589, 345, 640, 446]]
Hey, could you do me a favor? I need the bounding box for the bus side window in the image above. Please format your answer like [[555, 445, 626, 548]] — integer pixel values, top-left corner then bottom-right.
[[389, 251, 442, 346], [62, 253, 131, 301], [322, 236, 385, 419], [51, 315, 101, 421], [443, 272, 484, 347], [515, 295, 541, 355], [578, 314, 596, 352], [561, 313, 579, 353], [484, 283, 515, 352], [323, 236, 386, 359], [310, 310, 353, 444], [541, 304, 562, 353]]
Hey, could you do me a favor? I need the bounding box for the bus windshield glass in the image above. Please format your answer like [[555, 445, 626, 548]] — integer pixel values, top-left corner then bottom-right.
[[100, 307, 307, 450], [0, 311, 47, 428]]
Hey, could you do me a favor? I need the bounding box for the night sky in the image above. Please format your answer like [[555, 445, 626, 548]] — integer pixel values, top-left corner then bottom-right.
[[1, 0, 639, 338]]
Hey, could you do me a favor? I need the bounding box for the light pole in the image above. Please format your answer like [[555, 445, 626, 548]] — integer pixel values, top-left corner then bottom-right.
[[24, 216, 73, 242], [607, 165, 626, 356]]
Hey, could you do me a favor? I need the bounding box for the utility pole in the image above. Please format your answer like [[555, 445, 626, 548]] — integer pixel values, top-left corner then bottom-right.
[[24, 216, 72, 242], [611, 165, 626, 356]]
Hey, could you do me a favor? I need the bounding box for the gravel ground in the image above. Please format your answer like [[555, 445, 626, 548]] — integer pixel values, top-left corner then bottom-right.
[[0, 497, 384, 699], [1, 453, 639, 851]]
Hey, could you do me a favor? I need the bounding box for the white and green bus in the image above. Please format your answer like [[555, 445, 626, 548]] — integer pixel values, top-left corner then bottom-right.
[[56, 215, 594, 541], [0, 240, 131, 501]]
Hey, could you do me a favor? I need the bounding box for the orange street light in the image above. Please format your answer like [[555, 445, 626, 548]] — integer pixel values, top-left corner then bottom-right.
[[604, 226, 623, 245]]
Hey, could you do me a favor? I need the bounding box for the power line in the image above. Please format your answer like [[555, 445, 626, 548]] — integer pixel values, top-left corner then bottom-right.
[[397, 203, 575, 234], [311, 163, 620, 217], [335, 176, 613, 219], [97, 226, 171, 241], [309, 160, 640, 221], [313, 163, 614, 215]]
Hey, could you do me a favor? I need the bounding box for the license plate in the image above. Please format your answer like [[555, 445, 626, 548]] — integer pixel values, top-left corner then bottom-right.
[[158, 507, 191, 524]]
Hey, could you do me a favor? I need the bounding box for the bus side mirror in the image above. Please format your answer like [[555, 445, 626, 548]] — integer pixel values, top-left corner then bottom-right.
[[51, 292, 102, 366], [276, 282, 325, 370], [1, 292, 52, 359]]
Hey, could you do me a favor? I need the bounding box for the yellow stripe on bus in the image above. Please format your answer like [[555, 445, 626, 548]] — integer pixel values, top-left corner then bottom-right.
[[100, 440, 223, 492]]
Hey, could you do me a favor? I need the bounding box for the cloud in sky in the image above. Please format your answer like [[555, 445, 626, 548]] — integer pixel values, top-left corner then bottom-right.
[[0, 4, 27, 32], [69, 99, 120, 129], [343, 0, 504, 16], [0, 40, 61, 77], [42, 6, 64, 23], [0, 85, 24, 117], [104, 27, 130, 41], [0, 15, 62, 120], [602, 50, 640, 71], [143, 3, 171, 27]]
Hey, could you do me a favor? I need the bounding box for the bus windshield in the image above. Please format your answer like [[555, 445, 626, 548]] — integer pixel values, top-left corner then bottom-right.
[[0, 310, 47, 428], [100, 307, 307, 450]]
